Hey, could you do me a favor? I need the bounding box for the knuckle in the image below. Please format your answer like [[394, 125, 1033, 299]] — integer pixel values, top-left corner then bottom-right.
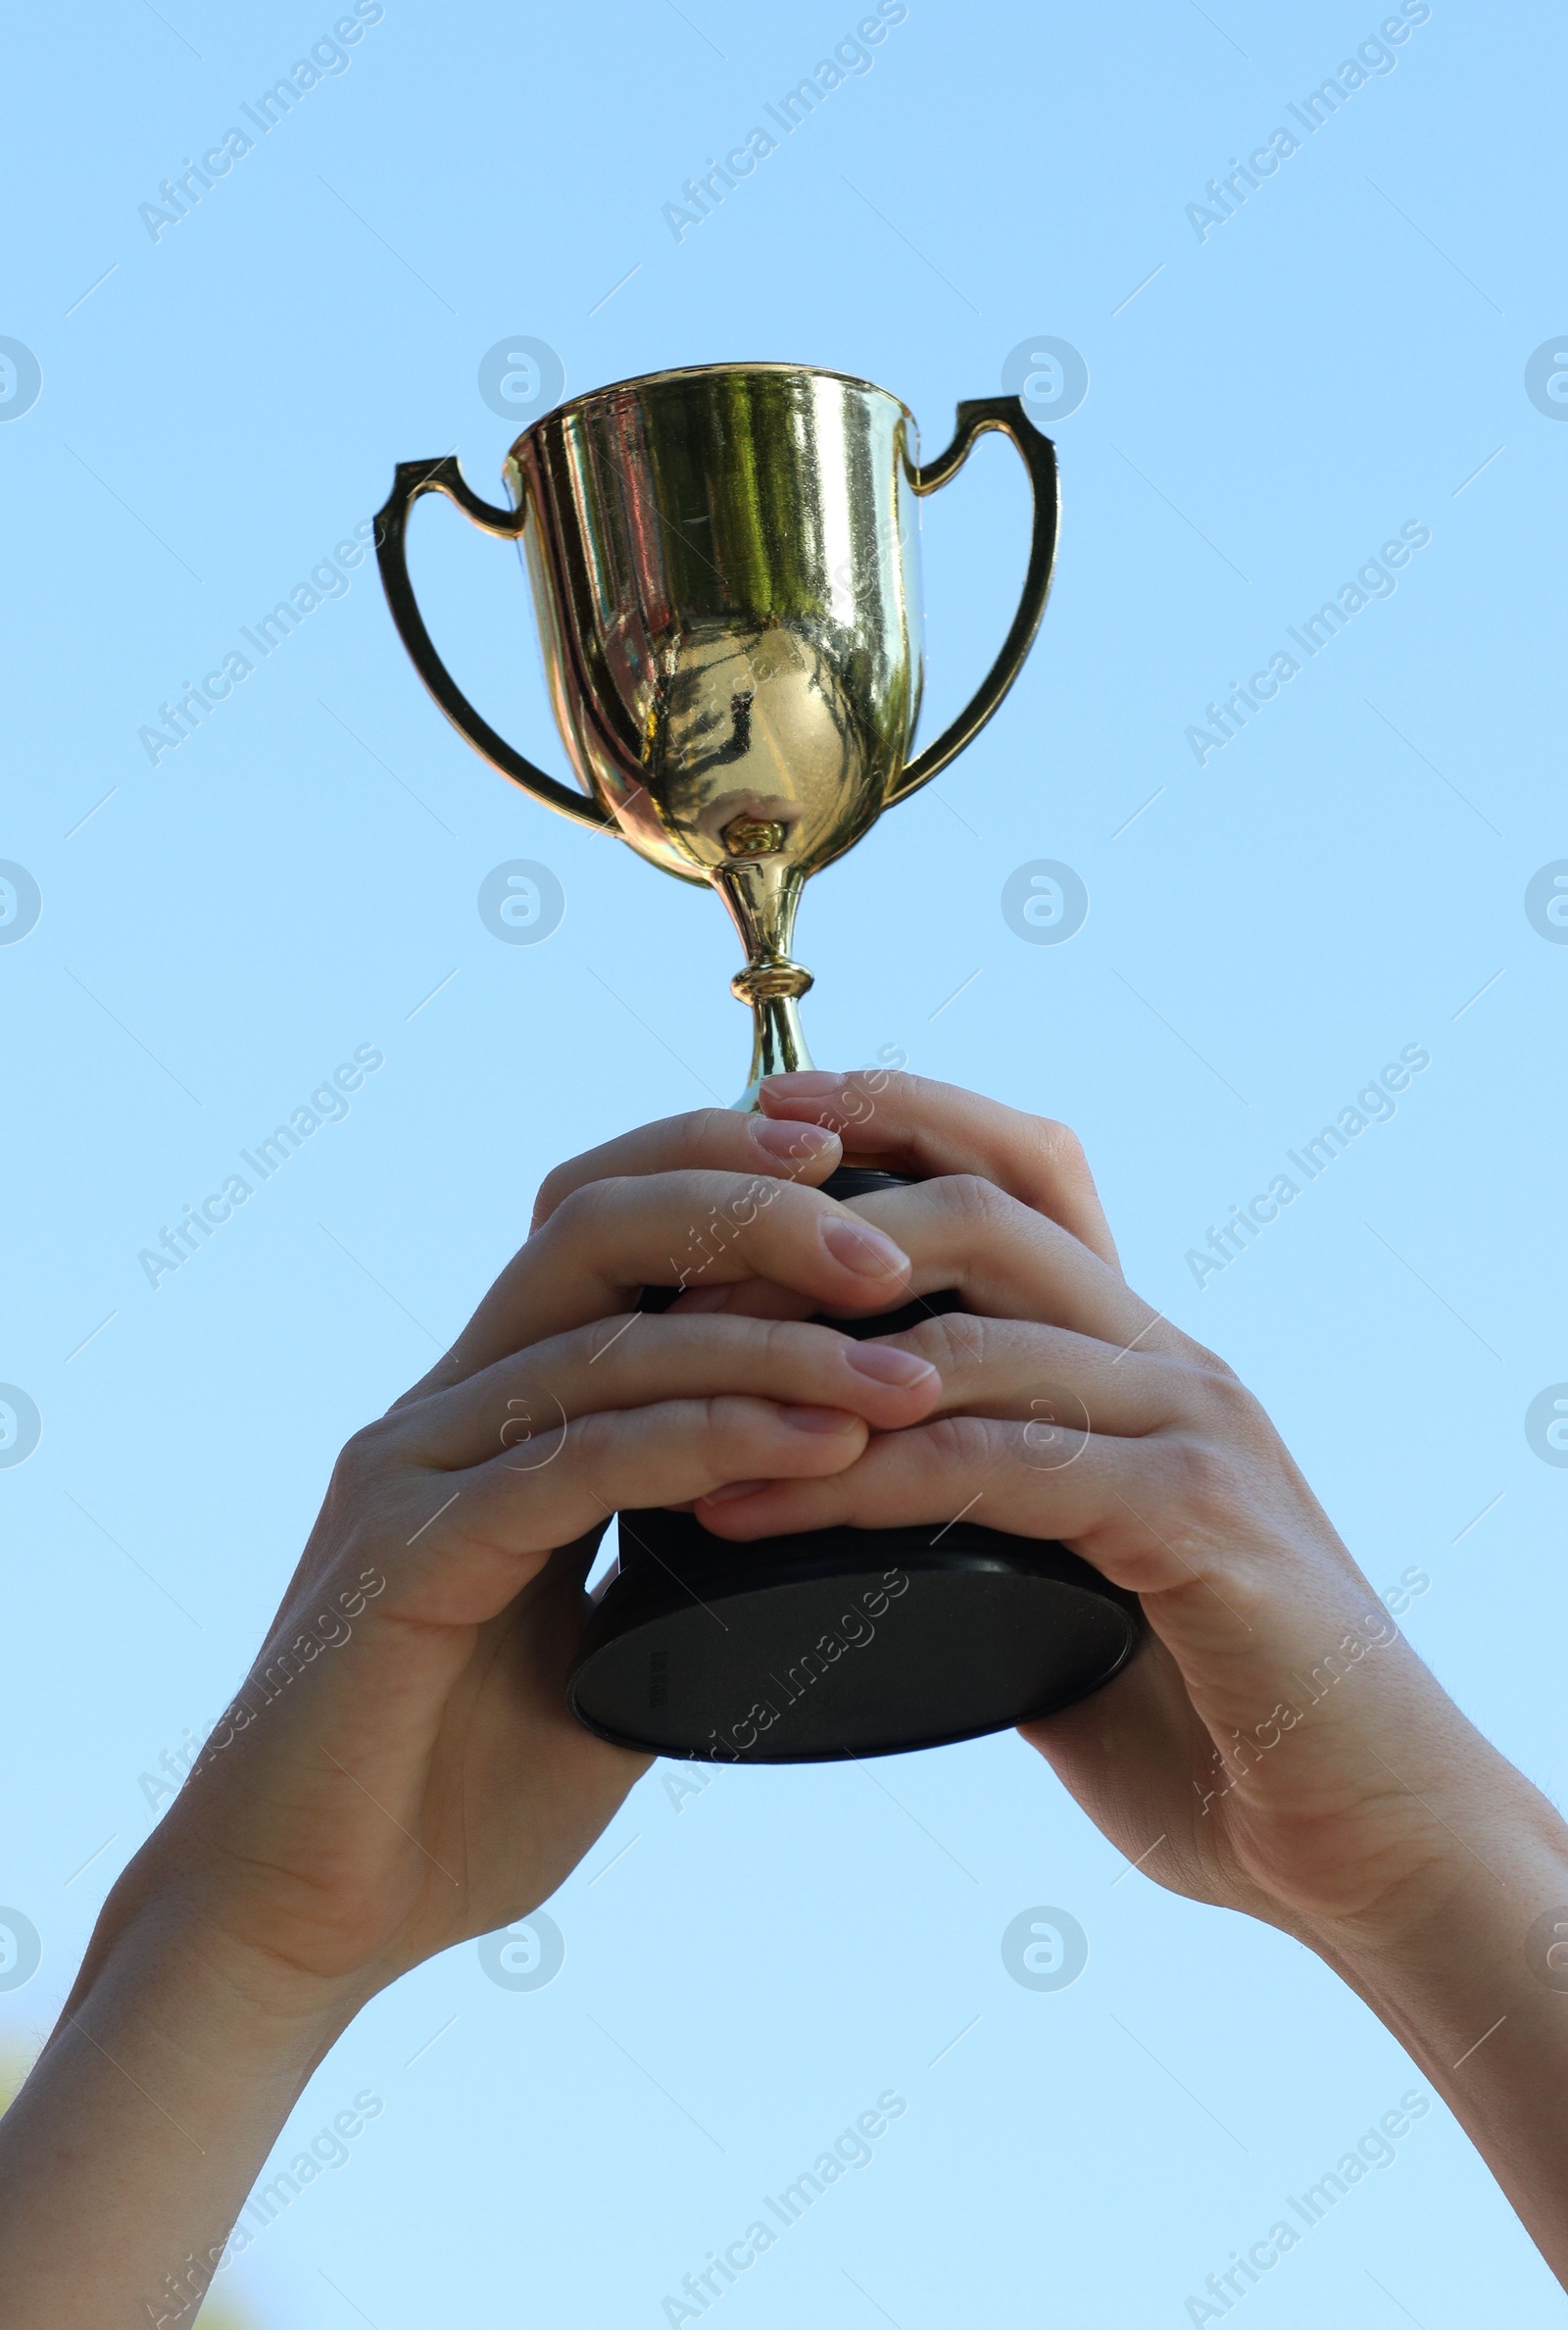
[[531, 1159, 572, 1222], [887, 1315, 958, 1368], [760, 1316, 808, 1376], [921, 1411, 997, 1468], [867, 1066, 914, 1106], [822, 1066, 899, 1122], [934, 1171, 1015, 1232], [1159, 1433, 1239, 1514], [568, 1407, 614, 1467], [677, 1108, 735, 1166], [333, 1419, 392, 1487], [894, 1312, 997, 1374], [1033, 1116, 1089, 1178], [1193, 1364, 1260, 1431], [549, 1175, 621, 1243], [700, 1394, 765, 1457], [1180, 1335, 1243, 1385], [324, 1420, 411, 1536]]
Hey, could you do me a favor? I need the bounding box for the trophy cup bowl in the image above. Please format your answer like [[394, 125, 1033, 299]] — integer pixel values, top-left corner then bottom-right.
[[375, 362, 1140, 1761]]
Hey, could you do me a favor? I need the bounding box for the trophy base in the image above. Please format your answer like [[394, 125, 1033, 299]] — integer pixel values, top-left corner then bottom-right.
[[567, 1511, 1141, 1762]]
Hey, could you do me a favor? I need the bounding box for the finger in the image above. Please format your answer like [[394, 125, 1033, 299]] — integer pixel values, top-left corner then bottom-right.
[[400, 1169, 913, 1403], [376, 1397, 875, 1627], [687, 1413, 1234, 1607], [691, 1411, 1334, 1700], [663, 1182, 1171, 1357], [394, 1311, 943, 1472], [530, 1108, 842, 1229], [655, 1307, 1200, 1452], [862, 1314, 1190, 1438], [656, 1309, 1187, 1444], [825, 1178, 1179, 1354], [760, 1069, 1120, 1270]]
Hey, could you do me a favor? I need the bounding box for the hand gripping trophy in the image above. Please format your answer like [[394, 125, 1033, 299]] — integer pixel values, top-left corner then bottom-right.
[[375, 363, 1138, 1762]]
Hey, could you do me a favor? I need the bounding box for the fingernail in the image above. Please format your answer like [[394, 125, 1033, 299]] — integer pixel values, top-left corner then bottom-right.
[[751, 1117, 838, 1161], [822, 1217, 908, 1280], [702, 1478, 769, 1505], [677, 1285, 731, 1314], [780, 1404, 861, 1434], [842, 1343, 937, 1386]]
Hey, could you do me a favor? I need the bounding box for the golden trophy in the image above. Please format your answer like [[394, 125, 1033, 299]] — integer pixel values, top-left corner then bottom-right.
[[376, 363, 1138, 1760]]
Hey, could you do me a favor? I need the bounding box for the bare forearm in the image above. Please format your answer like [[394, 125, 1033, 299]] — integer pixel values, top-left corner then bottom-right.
[[0, 1893, 357, 2329], [1321, 1779, 1568, 2285]]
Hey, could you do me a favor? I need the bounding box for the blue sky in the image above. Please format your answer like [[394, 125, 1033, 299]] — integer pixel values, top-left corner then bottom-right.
[[3, 0, 1567, 2322]]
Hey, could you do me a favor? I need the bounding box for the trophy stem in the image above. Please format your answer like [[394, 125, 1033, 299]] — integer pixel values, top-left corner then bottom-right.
[[736, 987, 812, 1106], [710, 861, 815, 1110]]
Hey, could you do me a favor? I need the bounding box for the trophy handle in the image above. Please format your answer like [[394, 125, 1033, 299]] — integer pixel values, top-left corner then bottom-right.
[[372, 457, 612, 832], [890, 398, 1059, 807]]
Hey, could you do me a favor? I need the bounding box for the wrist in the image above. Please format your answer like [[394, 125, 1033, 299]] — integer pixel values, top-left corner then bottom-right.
[[1305, 1759, 1568, 2003], [71, 1840, 370, 2082], [0, 1850, 368, 2330]]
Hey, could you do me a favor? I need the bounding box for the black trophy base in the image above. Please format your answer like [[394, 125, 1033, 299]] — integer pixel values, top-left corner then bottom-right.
[[564, 1163, 1142, 1763], [567, 1508, 1141, 1763]]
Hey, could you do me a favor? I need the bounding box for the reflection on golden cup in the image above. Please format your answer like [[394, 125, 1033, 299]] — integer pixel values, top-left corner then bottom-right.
[[376, 362, 1058, 1099]]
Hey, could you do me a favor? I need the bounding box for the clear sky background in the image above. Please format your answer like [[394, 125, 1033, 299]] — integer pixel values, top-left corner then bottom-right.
[[4, 0, 1567, 2322]]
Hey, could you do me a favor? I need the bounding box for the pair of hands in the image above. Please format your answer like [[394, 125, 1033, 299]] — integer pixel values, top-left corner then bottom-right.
[[25, 1069, 1568, 2319], [93, 1068, 1495, 2026]]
